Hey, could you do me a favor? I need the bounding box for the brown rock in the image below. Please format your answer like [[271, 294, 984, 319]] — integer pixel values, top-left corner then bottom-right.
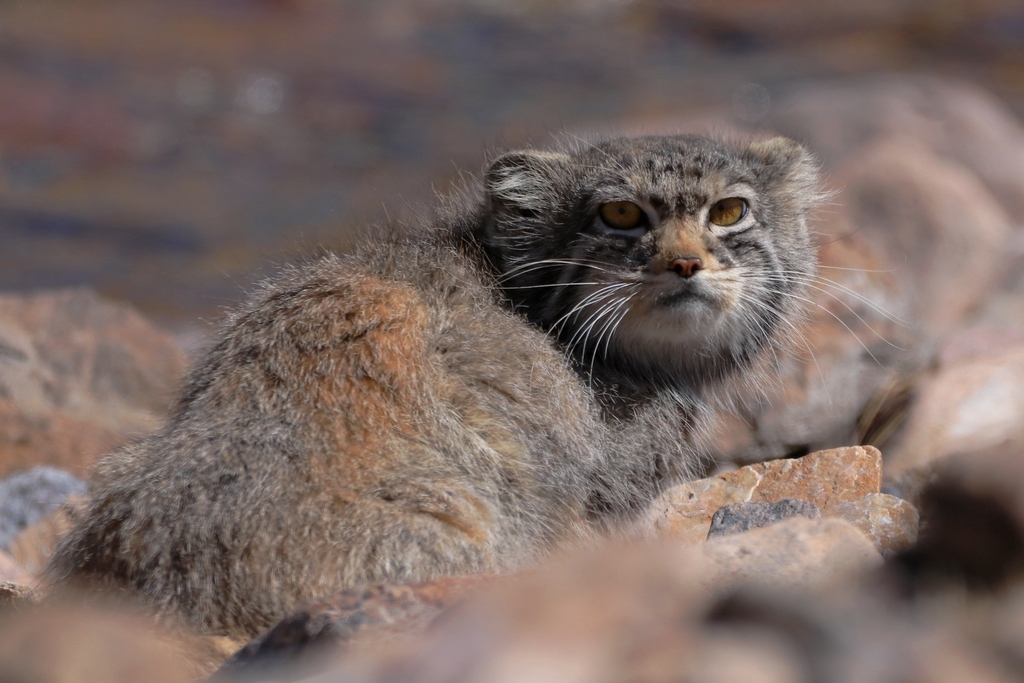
[[770, 76, 1024, 219], [686, 633, 803, 683], [0, 581, 37, 610], [650, 446, 882, 544], [309, 532, 889, 683], [648, 464, 762, 544], [0, 401, 127, 479], [829, 137, 1013, 333], [219, 575, 495, 679], [0, 602, 193, 683], [832, 493, 919, 558], [881, 461, 939, 510], [323, 540, 710, 683], [0, 550, 31, 585], [886, 342, 1024, 476], [703, 517, 882, 590], [0, 289, 186, 477], [897, 442, 1024, 590], [9, 494, 84, 576]]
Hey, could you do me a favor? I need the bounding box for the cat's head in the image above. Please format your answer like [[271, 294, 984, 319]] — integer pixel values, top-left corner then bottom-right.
[[480, 134, 824, 394]]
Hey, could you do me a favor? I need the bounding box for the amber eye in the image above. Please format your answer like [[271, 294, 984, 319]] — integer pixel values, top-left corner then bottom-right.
[[708, 197, 748, 227], [599, 201, 644, 231]]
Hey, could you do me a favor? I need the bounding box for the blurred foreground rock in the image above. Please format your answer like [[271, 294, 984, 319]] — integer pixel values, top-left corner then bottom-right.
[[0, 289, 186, 478], [0, 602, 194, 683], [219, 576, 494, 682]]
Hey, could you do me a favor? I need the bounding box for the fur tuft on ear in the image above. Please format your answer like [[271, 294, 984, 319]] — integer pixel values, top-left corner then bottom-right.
[[745, 136, 806, 166], [744, 136, 828, 212], [484, 150, 571, 215]]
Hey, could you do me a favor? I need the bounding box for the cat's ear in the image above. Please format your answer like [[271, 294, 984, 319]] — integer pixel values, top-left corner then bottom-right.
[[745, 136, 814, 175], [745, 136, 825, 208], [484, 150, 571, 219]]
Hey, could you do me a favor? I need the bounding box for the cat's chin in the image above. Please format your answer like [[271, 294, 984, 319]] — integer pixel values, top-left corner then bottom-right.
[[609, 303, 728, 349]]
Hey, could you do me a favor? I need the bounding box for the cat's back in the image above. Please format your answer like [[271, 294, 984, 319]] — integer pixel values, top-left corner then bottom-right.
[[47, 230, 603, 637]]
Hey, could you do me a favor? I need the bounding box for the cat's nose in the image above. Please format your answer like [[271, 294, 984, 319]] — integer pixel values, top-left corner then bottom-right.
[[669, 257, 703, 278]]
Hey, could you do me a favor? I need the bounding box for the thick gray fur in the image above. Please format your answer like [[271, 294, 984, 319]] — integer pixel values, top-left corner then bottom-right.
[[47, 134, 822, 639]]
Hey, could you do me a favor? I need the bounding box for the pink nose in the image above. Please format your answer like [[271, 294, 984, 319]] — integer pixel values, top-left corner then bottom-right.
[[669, 257, 703, 278]]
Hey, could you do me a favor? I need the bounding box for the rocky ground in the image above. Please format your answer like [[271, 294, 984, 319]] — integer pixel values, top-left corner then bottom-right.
[[0, 73, 1023, 681], [2, 2, 1024, 681]]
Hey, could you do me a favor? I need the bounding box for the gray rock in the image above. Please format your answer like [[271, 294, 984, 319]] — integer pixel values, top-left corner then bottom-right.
[[707, 499, 820, 540], [0, 466, 85, 549]]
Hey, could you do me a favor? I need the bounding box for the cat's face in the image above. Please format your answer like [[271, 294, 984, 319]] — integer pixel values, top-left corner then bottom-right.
[[481, 134, 822, 392]]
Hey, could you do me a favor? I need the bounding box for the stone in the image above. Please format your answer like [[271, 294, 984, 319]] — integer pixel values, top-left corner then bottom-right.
[[890, 443, 1024, 590], [0, 289, 186, 478], [0, 466, 85, 549], [832, 493, 919, 558], [0, 602, 193, 683], [706, 499, 820, 540], [219, 575, 494, 680], [0, 551, 30, 586], [881, 462, 938, 510], [0, 581, 37, 609], [885, 342, 1024, 476], [769, 76, 1024, 219], [650, 446, 882, 544], [317, 540, 710, 683], [703, 517, 882, 590], [827, 137, 1013, 334], [9, 493, 84, 576]]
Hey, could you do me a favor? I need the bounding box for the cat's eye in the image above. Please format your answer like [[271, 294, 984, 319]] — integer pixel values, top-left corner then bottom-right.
[[599, 201, 645, 231], [709, 197, 748, 227]]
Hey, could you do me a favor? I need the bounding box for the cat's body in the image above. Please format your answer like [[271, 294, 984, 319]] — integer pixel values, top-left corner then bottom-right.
[[48, 134, 821, 641]]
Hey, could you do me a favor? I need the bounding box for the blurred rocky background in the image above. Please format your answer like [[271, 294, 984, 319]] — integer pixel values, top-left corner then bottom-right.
[[3, 0, 1024, 681]]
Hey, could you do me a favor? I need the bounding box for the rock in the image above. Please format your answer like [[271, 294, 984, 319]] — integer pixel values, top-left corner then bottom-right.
[[706, 499, 820, 540], [0, 551, 30, 586], [0, 402, 127, 481], [0, 602, 194, 683], [650, 446, 882, 544], [685, 632, 803, 683], [0, 466, 85, 549], [938, 325, 1024, 367], [832, 493, 919, 558], [701, 587, 1017, 683], [0, 289, 186, 478], [8, 493, 84, 576], [303, 533, 887, 683], [317, 540, 711, 683], [704, 517, 882, 590], [828, 137, 1013, 334], [218, 575, 494, 681], [0, 581, 37, 610], [890, 443, 1024, 590], [769, 76, 1024, 219], [881, 462, 938, 510], [885, 341, 1024, 476]]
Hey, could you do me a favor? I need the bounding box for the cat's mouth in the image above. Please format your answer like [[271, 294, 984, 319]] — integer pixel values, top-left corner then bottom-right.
[[648, 274, 736, 315], [653, 281, 719, 309]]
